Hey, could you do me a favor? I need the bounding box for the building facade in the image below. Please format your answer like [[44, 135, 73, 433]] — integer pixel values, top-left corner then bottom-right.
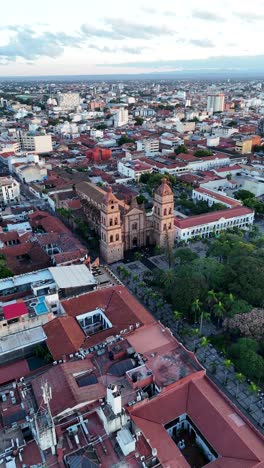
[[77, 178, 175, 263], [17, 131, 53, 153], [207, 93, 225, 113], [174, 206, 254, 242], [0, 176, 20, 206]]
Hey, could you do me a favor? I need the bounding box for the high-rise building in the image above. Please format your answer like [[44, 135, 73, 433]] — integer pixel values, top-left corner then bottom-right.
[[113, 107, 128, 127], [207, 93, 225, 113], [57, 92, 80, 110]]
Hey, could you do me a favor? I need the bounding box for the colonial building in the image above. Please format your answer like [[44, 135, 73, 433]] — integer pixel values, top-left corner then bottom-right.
[[77, 178, 175, 263]]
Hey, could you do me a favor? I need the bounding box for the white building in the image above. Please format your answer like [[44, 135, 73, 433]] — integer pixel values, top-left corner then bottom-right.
[[192, 187, 241, 209], [0, 176, 20, 206], [57, 92, 80, 110], [17, 131, 53, 153], [118, 159, 153, 180], [174, 206, 254, 242], [113, 107, 129, 127], [136, 138, 159, 155], [175, 121, 196, 133], [207, 93, 225, 113], [15, 163, 48, 183]]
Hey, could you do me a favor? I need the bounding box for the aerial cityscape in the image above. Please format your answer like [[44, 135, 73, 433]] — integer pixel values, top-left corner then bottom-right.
[[0, 1, 264, 468]]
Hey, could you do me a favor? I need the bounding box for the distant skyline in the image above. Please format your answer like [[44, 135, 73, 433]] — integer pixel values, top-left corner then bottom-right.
[[0, 0, 264, 76]]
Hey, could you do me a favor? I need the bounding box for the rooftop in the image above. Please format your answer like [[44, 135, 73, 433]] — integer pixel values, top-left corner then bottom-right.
[[174, 206, 254, 229]]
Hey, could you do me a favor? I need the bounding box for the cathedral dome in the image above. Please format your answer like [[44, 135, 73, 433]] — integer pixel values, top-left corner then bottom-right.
[[103, 186, 118, 205], [156, 178, 173, 196]]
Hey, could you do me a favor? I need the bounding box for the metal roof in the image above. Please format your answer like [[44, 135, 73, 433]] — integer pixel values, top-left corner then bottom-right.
[[49, 265, 96, 289]]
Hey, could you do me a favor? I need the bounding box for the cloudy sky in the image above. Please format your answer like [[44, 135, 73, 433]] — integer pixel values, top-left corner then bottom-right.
[[0, 0, 263, 76]]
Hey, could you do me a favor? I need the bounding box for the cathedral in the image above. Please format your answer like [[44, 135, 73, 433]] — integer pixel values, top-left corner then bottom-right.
[[76, 178, 175, 264]]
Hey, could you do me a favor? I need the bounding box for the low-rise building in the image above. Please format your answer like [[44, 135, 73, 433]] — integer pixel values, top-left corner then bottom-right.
[[117, 159, 153, 180], [174, 206, 254, 241]]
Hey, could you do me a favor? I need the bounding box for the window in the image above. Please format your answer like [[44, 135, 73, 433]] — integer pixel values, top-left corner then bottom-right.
[[169, 208, 172, 214], [115, 217, 118, 225], [110, 235, 113, 243], [116, 234, 119, 241], [163, 224, 167, 231], [132, 223, 137, 230], [158, 208, 160, 215], [109, 219, 113, 226], [164, 208, 167, 216], [169, 223, 172, 229]]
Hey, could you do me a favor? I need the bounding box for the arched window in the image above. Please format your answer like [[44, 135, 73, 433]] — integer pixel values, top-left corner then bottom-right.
[[168, 223, 172, 229], [115, 217, 118, 225], [169, 208, 172, 215], [164, 209, 167, 216], [132, 223, 138, 230], [163, 224, 167, 231], [158, 208, 160, 215], [154, 206, 157, 213], [109, 219, 113, 226], [116, 234, 119, 241], [110, 235, 113, 243]]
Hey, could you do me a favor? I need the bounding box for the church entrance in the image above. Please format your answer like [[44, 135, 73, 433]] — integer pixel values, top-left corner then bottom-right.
[[132, 237, 138, 247]]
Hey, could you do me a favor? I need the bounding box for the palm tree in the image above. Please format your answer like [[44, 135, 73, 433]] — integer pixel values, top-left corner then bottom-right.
[[206, 290, 217, 310], [191, 328, 200, 352], [134, 251, 143, 262], [248, 382, 258, 411], [199, 311, 210, 335], [200, 336, 210, 362], [213, 300, 225, 328], [235, 372, 245, 398], [173, 310, 183, 333], [223, 359, 233, 385], [161, 269, 176, 292], [191, 298, 201, 323]]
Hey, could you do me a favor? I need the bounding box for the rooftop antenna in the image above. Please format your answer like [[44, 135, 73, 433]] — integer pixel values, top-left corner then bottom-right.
[[41, 381, 53, 416]]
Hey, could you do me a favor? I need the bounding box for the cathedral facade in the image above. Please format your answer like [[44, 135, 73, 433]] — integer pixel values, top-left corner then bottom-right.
[[76, 178, 175, 264]]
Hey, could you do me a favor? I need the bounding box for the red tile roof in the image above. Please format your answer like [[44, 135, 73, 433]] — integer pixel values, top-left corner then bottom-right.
[[0, 359, 30, 385], [43, 316, 86, 360], [61, 285, 155, 348], [174, 206, 254, 229], [32, 360, 105, 416], [194, 187, 241, 208], [3, 301, 28, 320], [130, 374, 264, 467]]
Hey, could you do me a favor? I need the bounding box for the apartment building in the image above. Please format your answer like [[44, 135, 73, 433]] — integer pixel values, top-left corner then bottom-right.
[[0, 176, 20, 206], [17, 131, 53, 153], [136, 138, 160, 154]]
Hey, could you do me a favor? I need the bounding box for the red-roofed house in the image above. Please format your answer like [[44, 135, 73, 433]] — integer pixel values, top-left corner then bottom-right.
[[2, 301, 28, 321], [130, 374, 264, 468], [43, 316, 86, 360]]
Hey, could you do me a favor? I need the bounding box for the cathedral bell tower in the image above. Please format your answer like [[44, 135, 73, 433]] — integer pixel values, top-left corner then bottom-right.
[[152, 178, 175, 249], [100, 186, 124, 264]]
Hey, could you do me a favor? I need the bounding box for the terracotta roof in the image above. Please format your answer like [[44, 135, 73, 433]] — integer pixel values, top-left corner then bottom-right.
[[31, 360, 105, 416], [174, 206, 254, 229], [43, 316, 86, 360], [194, 187, 241, 208], [61, 285, 155, 348], [0, 359, 30, 385], [130, 374, 264, 467], [76, 181, 106, 205]]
